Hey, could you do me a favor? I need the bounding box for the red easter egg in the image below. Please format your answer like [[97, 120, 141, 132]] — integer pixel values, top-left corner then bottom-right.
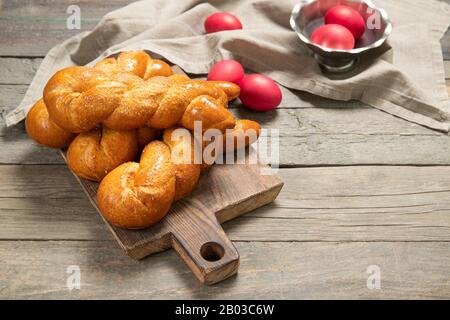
[[204, 12, 243, 33], [325, 5, 366, 39], [239, 74, 282, 111], [311, 24, 355, 50], [207, 60, 245, 85]]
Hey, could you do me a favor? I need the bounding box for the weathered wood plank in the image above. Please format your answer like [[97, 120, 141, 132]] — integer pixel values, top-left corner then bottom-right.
[[4, 96, 450, 166], [0, 0, 447, 300], [0, 85, 27, 114], [0, 0, 448, 58], [0, 59, 42, 85], [0, 0, 132, 56], [0, 121, 65, 165], [0, 197, 112, 241], [1, 240, 450, 299], [1, 0, 447, 60], [2, 59, 450, 166], [2, 165, 450, 242]]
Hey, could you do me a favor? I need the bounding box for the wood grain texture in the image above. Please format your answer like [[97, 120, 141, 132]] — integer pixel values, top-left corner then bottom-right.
[[0, 121, 65, 165], [1, 56, 449, 168], [0, 58, 42, 85], [35, 64, 284, 285], [0, 0, 449, 299], [2, 240, 450, 299], [1, 56, 449, 167], [0, 0, 449, 57], [6, 101, 450, 166], [2, 164, 450, 242], [66, 149, 283, 284], [0, 85, 27, 114], [0, 0, 131, 56]]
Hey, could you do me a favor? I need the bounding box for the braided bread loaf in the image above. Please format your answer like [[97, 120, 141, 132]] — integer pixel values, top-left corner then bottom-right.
[[25, 99, 76, 149], [26, 51, 261, 185], [42, 52, 238, 134], [97, 123, 262, 229], [66, 126, 161, 181], [26, 51, 173, 149], [25, 51, 175, 181], [66, 127, 138, 181], [93, 51, 173, 79], [97, 127, 202, 229], [43, 69, 239, 133]]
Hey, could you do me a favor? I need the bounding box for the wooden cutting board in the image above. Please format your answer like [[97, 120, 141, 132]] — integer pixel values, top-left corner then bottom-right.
[[59, 65, 284, 285], [62, 150, 283, 285]]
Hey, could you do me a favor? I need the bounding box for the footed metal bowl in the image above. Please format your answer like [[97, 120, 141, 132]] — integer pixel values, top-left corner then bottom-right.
[[290, 0, 392, 73]]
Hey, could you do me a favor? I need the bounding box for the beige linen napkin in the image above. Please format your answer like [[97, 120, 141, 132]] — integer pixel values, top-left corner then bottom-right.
[[4, 0, 450, 131]]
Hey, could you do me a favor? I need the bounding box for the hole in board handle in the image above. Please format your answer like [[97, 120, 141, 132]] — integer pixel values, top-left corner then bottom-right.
[[200, 242, 225, 262]]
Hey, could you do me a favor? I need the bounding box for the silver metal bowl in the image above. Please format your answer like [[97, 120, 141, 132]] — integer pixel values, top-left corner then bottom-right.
[[290, 0, 392, 73]]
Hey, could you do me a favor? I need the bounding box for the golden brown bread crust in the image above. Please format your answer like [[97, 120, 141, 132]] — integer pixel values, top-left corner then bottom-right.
[[43, 68, 239, 133], [25, 99, 75, 148], [25, 51, 261, 213], [25, 51, 175, 181], [97, 140, 177, 229], [178, 94, 235, 133], [96, 122, 261, 229], [137, 126, 161, 149], [97, 128, 203, 229], [66, 127, 139, 181], [145, 59, 174, 78], [163, 128, 202, 201], [68, 120, 258, 182], [25, 51, 173, 140], [207, 80, 240, 101], [94, 51, 173, 79], [223, 119, 261, 153], [25, 90, 254, 184], [97, 128, 201, 229], [200, 119, 261, 170]]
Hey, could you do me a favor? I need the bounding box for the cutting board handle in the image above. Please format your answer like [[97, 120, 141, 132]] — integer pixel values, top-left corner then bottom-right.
[[171, 200, 239, 285]]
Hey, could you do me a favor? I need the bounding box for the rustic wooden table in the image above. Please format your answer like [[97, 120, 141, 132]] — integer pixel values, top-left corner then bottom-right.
[[1, 1, 450, 299]]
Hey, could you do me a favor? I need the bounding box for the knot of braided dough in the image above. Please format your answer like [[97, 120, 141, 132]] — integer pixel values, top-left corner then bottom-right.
[[44, 66, 240, 133], [66, 126, 155, 181], [26, 50, 260, 183], [98, 124, 262, 229], [66, 118, 260, 182], [25, 51, 174, 149], [25, 99, 76, 148], [97, 128, 202, 229], [94, 51, 173, 79]]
